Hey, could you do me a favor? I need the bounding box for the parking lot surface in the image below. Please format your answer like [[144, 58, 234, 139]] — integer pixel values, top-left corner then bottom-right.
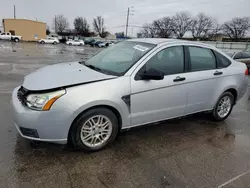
[[0, 41, 250, 188]]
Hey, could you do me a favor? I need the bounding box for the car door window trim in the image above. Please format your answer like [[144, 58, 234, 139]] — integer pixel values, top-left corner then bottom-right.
[[135, 45, 186, 80], [185, 45, 217, 73]]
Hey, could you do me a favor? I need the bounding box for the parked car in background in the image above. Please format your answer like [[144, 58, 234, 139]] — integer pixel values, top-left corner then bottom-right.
[[90, 41, 103, 47], [0, 32, 22, 42], [38, 37, 59, 44], [226, 51, 250, 69], [85, 39, 95, 45], [98, 42, 106, 48], [66, 40, 85, 46], [12, 39, 249, 151]]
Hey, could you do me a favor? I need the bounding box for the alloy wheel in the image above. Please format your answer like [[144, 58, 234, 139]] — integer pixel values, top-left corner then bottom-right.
[[80, 115, 112, 148], [217, 96, 232, 118]]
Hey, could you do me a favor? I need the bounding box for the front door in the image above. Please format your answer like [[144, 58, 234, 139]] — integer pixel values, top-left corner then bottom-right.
[[130, 45, 188, 126], [0, 33, 8, 40]]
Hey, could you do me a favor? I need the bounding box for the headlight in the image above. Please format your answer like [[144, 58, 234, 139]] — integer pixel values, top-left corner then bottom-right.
[[26, 89, 66, 111]]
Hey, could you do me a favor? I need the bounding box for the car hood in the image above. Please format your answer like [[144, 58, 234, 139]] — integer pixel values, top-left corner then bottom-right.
[[22, 62, 117, 91]]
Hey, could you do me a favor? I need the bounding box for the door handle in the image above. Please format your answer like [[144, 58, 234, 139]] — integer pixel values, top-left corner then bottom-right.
[[214, 71, 223, 76], [173, 76, 186, 82]]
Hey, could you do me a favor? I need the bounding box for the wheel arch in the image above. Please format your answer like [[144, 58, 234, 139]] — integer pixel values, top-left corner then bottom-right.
[[67, 104, 123, 143], [224, 88, 238, 104]]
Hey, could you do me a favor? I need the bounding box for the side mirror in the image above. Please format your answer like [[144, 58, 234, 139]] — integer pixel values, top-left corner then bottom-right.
[[140, 68, 164, 80]]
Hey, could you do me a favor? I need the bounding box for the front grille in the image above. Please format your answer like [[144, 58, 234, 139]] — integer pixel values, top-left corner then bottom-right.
[[19, 127, 39, 138], [17, 86, 29, 104]]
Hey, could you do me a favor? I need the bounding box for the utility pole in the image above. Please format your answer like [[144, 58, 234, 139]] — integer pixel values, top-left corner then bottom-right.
[[125, 7, 130, 37], [14, 5, 16, 19]]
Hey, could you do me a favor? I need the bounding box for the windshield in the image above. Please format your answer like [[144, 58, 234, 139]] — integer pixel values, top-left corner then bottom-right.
[[85, 41, 155, 76]]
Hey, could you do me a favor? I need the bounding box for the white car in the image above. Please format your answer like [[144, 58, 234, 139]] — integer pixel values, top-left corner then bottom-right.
[[66, 40, 85, 46], [11, 39, 249, 151], [38, 37, 59, 44], [0, 32, 22, 42]]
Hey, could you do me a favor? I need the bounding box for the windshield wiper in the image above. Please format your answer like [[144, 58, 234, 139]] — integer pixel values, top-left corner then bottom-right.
[[82, 62, 107, 74]]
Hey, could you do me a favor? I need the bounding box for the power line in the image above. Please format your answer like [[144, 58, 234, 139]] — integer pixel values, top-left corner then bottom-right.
[[132, 0, 188, 8]]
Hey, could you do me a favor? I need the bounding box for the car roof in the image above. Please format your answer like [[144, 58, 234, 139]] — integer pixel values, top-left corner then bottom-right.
[[127, 38, 215, 49]]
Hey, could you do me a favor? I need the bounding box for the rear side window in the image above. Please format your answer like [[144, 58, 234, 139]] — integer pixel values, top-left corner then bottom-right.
[[188, 46, 216, 71], [214, 51, 231, 68]]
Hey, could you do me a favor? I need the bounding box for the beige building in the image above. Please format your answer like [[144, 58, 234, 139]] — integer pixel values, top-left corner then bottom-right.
[[2, 19, 46, 41]]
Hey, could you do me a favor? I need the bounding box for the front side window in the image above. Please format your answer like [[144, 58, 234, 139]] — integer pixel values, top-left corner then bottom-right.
[[85, 41, 155, 75], [188, 46, 216, 71], [145, 46, 184, 75]]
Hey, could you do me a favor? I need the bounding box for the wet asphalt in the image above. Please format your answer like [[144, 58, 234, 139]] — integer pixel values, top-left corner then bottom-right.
[[0, 41, 250, 188]]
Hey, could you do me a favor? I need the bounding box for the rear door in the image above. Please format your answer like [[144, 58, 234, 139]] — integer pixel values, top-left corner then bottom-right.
[[184, 45, 220, 114], [47, 38, 53, 43]]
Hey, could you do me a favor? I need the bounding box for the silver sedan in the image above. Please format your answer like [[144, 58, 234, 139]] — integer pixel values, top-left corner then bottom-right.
[[11, 39, 249, 151]]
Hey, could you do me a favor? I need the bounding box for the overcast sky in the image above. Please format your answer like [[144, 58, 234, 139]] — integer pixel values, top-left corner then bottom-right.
[[0, 0, 250, 36]]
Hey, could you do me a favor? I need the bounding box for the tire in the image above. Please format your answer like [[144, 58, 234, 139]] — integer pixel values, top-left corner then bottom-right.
[[14, 38, 19, 42], [79, 43, 83, 46], [211, 92, 234, 121], [40, 41, 45, 44], [53, 41, 57, 45], [69, 43, 72, 46], [70, 107, 119, 151]]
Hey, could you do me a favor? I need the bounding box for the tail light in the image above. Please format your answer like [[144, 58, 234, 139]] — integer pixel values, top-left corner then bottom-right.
[[245, 68, 249, 76]]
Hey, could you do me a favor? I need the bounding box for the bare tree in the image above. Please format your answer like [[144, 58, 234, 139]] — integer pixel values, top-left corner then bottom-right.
[[191, 13, 215, 39], [153, 17, 174, 38], [74, 17, 90, 36], [53, 14, 69, 33], [93, 16, 108, 38], [222, 17, 250, 41], [207, 23, 221, 40], [139, 23, 157, 38], [172, 12, 192, 38]]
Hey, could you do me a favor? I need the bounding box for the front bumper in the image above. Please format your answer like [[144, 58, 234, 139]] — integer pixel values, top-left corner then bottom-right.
[[11, 87, 74, 144]]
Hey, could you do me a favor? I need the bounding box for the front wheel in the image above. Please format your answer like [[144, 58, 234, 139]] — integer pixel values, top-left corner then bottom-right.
[[70, 108, 119, 151], [212, 92, 234, 121], [53, 41, 57, 45]]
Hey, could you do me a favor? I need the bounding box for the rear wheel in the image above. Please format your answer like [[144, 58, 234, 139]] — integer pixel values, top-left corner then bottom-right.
[[69, 43, 72, 46], [70, 108, 119, 151], [40, 41, 45, 44], [212, 92, 234, 121], [14, 38, 19, 42]]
